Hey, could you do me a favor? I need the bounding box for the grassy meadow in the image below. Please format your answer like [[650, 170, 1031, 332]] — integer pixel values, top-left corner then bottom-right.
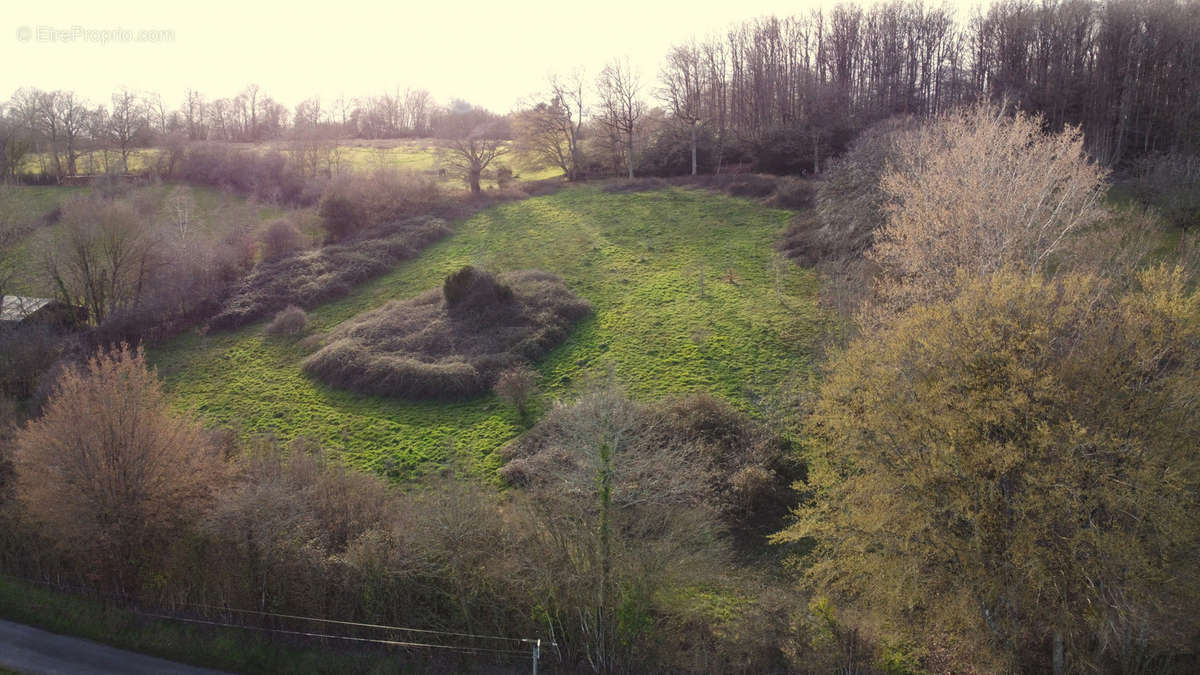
[[151, 185, 822, 480], [17, 139, 563, 187]]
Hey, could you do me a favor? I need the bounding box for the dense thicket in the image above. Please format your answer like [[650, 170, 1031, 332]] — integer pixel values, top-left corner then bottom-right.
[[779, 98, 1200, 673], [777, 268, 1200, 671], [501, 391, 802, 546], [209, 217, 449, 330], [0, 358, 798, 672], [302, 268, 591, 400], [658, 0, 1200, 173]]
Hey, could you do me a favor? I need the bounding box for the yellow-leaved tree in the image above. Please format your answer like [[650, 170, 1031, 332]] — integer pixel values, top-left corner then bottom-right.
[[775, 267, 1200, 671]]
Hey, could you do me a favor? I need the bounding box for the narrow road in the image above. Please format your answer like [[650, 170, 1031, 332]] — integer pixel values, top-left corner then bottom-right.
[[0, 618, 230, 674]]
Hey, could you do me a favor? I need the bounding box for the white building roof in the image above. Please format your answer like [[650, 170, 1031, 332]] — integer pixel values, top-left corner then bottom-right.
[[0, 295, 53, 322]]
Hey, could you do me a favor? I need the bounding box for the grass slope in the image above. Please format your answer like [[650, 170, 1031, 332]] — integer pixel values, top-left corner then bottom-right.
[[151, 185, 821, 479]]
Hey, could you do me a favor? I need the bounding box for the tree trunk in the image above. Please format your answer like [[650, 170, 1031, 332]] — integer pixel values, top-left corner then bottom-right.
[[812, 126, 821, 175], [469, 169, 481, 194], [1052, 630, 1065, 675], [626, 131, 634, 179], [690, 123, 698, 176]]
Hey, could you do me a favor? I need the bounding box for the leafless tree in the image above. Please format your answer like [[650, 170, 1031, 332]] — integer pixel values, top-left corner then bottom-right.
[[596, 58, 645, 179], [14, 345, 225, 592], [43, 195, 158, 323], [182, 89, 206, 140], [547, 72, 587, 180], [109, 89, 147, 174], [436, 107, 510, 194], [660, 42, 705, 175]]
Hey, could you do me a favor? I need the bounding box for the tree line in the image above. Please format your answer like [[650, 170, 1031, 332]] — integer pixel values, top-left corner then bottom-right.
[[3, 0, 1196, 184]]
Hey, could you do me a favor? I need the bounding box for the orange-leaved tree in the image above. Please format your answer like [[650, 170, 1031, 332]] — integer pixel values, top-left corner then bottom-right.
[[14, 344, 225, 591]]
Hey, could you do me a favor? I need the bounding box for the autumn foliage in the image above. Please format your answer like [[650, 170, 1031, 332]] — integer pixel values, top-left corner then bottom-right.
[[13, 345, 225, 588]]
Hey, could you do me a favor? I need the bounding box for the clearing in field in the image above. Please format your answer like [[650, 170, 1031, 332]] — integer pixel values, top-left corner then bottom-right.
[[151, 185, 822, 479]]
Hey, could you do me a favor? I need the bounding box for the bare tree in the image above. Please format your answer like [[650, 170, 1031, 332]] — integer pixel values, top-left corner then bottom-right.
[[403, 88, 433, 135], [596, 58, 645, 179], [33, 90, 88, 178], [513, 98, 576, 179], [436, 107, 510, 194], [548, 72, 587, 180], [660, 42, 705, 175], [43, 195, 157, 323], [182, 89, 206, 140], [14, 345, 224, 591], [0, 105, 32, 182], [109, 89, 146, 174]]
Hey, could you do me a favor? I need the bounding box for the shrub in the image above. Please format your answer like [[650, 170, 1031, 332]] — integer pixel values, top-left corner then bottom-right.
[[318, 171, 447, 241], [209, 217, 451, 330], [317, 190, 364, 242], [303, 269, 590, 400], [259, 218, 305, 260], [265, 305, 307, 336], [1133, 152, 1200, 228], [867, 103, 1107, 317], [502, 390, 800, 541], [775, 267, 1200, 671], [494, 366, 538, 417], [496, 385, 798, 671], [442, 265, 514, 309], [0, 325, 69, 401], [766, 176, 815, 210], [804, 116, 921, 264], [178, 143, 317, 207], [13, 345, 225, 589], [635, 124, 717, 176]]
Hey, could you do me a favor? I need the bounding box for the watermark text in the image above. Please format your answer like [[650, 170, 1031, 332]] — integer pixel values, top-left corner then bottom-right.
[[16, 25, 175, 45]]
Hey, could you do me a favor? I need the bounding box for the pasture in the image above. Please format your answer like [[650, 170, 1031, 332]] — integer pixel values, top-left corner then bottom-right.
[[150, 185, 822, 479]]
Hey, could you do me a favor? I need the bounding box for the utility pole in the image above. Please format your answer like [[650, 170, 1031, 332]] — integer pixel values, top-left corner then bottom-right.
[[523, 637, 556, 675]]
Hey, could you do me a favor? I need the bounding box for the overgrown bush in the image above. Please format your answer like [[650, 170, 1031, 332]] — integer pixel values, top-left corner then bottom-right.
[[494, 366, 539, 417], [0, 325, 71, 401], [803, 116, 921, 264], [441, 264, 514, 308], [1132, 152, 1200, 228], [635, 124, 718, 176], [766, 176, 815, 210], [498, 385, 798, 670], [868, 103, 1107, 318], [265, 305, 307, 336], [178, 143, 320, 206], [501, 390, 801, 542], [259, 218, 305, 260], [302, 268, 590, 400], [209, 217, 450, 330], [13, 345, 226, 590], [318, 171, 447, 241]]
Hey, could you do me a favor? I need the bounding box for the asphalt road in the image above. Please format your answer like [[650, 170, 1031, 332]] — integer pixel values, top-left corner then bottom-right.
[[0, 618, 230, 674]]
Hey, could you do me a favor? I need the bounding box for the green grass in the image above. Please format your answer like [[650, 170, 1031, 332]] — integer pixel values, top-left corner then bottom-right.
[[18, 140, 562, 187], [0, 575, 459, 673], [18, 149, 160, 175], [151, 185, 822, 480], [324, 139, 563, 187]]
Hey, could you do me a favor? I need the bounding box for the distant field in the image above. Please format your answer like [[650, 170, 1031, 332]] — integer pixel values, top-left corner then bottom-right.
[[151, 185, 822, 480], [0, 183, 318, 296], [18, 139, 563, 186]]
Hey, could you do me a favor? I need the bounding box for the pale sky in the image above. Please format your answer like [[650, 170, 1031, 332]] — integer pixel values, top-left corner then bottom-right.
[[2, 0, 980, 115]]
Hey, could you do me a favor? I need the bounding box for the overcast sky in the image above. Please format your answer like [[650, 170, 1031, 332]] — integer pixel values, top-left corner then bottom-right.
[[2, 0, 982, 114]]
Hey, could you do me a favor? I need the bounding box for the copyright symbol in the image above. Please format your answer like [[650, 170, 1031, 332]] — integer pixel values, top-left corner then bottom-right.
[[16, 26, 31, 42]]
